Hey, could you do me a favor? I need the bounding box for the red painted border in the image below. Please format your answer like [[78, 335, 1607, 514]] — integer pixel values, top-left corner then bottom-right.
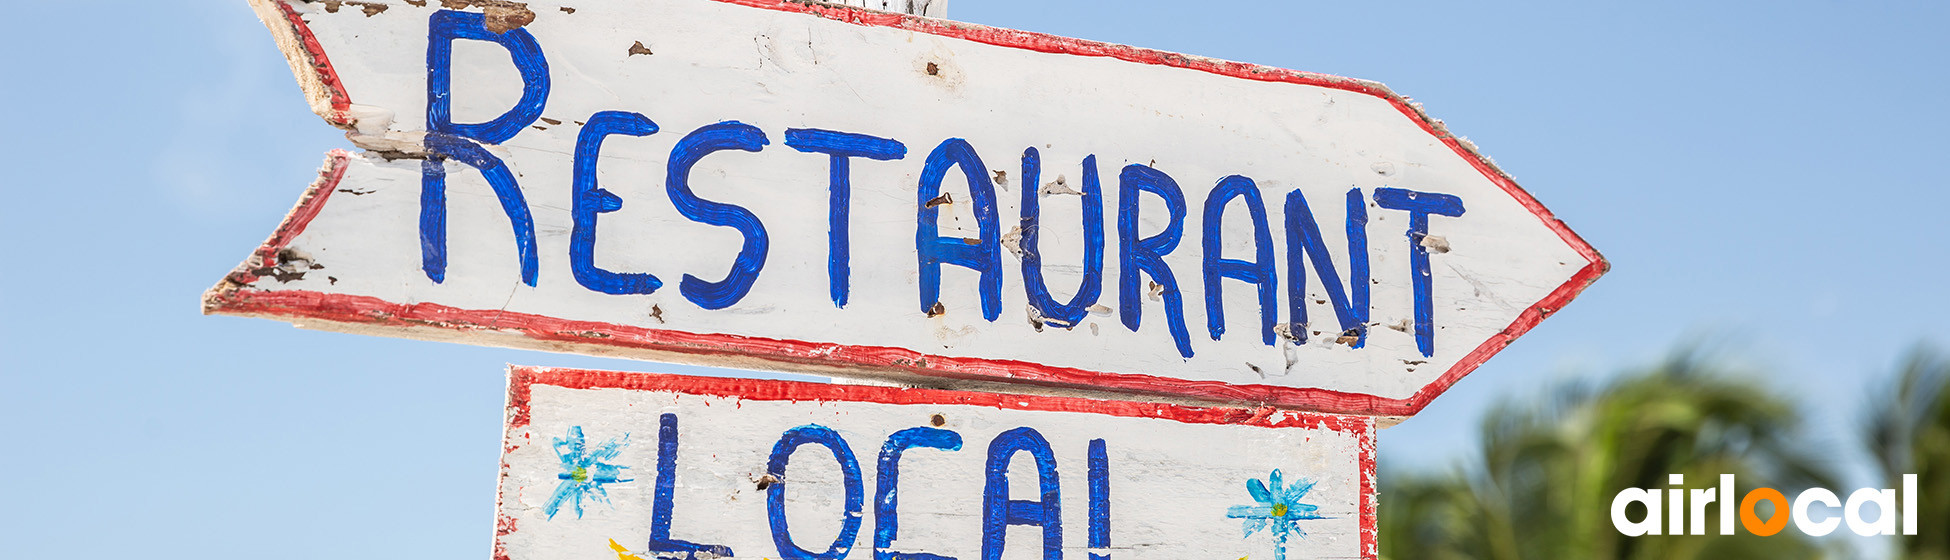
[[224, 150, 350, 286], [503, 366, 1379, 559], [223, 0, 1607, 419], [274, 1, 355, 126], [214, 287, 1469, 415], [508, 366, 1377, 431]]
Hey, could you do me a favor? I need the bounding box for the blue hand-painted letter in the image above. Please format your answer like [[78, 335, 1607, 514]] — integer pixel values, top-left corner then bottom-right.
[[1202, 176, 1278, 345], [982, 427, 1062, 560], [1118, 165, 1193, 358], [767, 425, 865, 560], [1373, 188, 1465, 357], [875, 427, 963, 560], [785, 128, 908, 308], [917, 139, 1004, 321], [1285, 188, 1370, 346], [1088, 439, 1111, 560], [421, 10, 548, 286], [667, 122, 772, 310], [570, 111, 662, 295], [646, 414, 736, 559], [1019, 149, 1106, 327]]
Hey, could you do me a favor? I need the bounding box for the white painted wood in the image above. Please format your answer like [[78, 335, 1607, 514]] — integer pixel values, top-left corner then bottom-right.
[[213, 0, 1604, 416], [498, 367, 1376, 560]]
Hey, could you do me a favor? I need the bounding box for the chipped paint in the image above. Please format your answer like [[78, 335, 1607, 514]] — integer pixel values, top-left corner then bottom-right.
[[438, 0, 537, 32]]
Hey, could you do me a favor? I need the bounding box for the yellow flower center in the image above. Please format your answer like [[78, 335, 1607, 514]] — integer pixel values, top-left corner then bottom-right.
[[1272, 503, 1288, 517], [571, 466, 590, 482]]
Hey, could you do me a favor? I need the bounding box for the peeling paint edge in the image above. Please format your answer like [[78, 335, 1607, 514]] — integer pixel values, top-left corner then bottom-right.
[[201, 149, 351, 313], [247, 0, 356, 128]]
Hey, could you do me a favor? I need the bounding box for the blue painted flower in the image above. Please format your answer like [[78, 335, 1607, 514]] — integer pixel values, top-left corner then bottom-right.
[[545, 426, 633, 520], [1226, 469, 1329, 560]]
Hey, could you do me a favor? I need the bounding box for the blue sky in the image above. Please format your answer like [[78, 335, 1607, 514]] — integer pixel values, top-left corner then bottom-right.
[[2, 0, 1945, 557]]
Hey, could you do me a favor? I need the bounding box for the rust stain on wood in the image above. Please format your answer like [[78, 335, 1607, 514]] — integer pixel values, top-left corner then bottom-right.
[[1335, 329, 1362, 346], [320, 1, 389, 16], [439, 0, 536, 32]]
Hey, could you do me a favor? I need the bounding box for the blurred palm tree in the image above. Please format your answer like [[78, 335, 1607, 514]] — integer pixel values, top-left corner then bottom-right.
[[1382, 352, 1839, 560], [1864, 348, 1950, 560]]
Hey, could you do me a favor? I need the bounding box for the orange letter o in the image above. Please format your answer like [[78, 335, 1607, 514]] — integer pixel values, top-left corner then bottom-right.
[[1740, 488, 1790, 536]]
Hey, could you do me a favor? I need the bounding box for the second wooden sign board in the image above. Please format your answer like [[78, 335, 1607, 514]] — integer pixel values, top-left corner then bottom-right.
[[500, 366, 1375, 560]]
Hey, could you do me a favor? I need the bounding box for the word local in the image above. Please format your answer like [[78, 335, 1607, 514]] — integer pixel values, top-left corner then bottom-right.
[[421, 10, 1466, 358], [623, 413, 1110, 560]]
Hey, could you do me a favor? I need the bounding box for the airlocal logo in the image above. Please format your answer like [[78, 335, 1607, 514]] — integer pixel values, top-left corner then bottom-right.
[[1611, 474, 1919, 537]]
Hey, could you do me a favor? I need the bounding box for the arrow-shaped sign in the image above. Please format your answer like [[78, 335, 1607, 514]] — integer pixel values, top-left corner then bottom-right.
[[210, 0, 1605, 417]]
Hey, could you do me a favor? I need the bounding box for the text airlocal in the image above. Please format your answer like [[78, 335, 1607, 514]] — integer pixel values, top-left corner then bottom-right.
[[1611, 474, 1920, 537], [416, 10, 1467, 359]]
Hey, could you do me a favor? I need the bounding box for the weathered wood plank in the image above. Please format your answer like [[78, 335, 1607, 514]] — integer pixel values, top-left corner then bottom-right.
[[211, 0, 1605, 416], [497, 366, 1377, 559]]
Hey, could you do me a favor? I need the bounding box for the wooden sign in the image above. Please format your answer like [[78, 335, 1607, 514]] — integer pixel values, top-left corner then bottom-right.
[[210, 0, 1605, 416], [499, 366, 1376, 560]]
